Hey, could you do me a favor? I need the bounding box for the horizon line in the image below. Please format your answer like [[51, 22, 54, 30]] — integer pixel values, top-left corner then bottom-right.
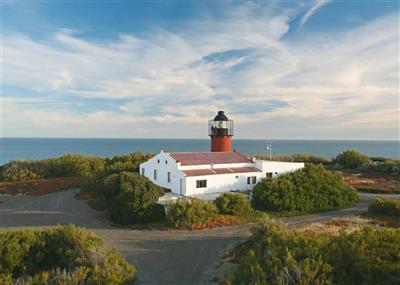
[[1, 137, 399, 142]]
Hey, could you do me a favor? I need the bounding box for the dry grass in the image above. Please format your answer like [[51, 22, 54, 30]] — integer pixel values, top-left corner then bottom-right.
[[298, 216, 375, 236], [363, 213, 400, 228], [0, 177, 83, 196], [191, 215, 246, 230], [341, 170, 400, 194]]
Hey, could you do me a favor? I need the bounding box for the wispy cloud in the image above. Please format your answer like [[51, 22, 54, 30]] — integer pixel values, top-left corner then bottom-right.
[[3, 2, 398, 140], [300, 0, 331, 27]]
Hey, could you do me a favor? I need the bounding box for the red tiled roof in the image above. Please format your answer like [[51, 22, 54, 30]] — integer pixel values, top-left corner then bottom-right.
[[183, 167, 261, 177], [169, 151, 253, 166]]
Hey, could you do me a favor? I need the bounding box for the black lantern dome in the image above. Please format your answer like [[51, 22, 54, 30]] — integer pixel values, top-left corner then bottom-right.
[[213, 111, 229, 121]]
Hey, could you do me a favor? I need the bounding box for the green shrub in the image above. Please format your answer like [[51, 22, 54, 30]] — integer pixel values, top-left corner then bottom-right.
[[0, 151, 149, 182], [333, 150, 371, 169], [0, 161, 43, 182], [104, 151, 147, 174], [369, 198, 400, 217], [88, 197, 109, 211], [137, 203, 166, 223], [251, 164, 358, 214], [0, 225, 135, 284], [361, 159, 400, 176], [84, 171, 165, 225], [226, 222, 400, 285], [109, 172, 165, 225], [214, 193, 252, 216], [258, 153, 328, 164], [324, 227, 400, 285], [87, 249, 136, 285], [167, 198, 218, 228]]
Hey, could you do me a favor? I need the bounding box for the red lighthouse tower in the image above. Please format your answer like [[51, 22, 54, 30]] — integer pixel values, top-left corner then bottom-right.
[[209, 111, 234, 152]]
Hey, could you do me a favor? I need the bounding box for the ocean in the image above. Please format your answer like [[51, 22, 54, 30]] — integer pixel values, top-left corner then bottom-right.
[[1, 138, 399, 165]]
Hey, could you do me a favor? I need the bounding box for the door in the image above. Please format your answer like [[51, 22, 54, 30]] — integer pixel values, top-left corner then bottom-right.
[[179, 178, 183, 195]]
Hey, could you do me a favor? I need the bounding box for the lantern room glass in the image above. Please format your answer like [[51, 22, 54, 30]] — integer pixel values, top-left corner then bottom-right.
[[208, 120, 234, 136]]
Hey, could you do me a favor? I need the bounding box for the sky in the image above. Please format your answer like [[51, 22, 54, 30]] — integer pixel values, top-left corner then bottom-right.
[[2, 0, 399, 140]]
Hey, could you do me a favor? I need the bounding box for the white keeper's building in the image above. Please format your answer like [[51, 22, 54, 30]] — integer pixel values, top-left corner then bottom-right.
[[139, 111, 304, 196]]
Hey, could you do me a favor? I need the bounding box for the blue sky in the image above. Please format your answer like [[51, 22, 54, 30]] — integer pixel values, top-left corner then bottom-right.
[[3, 0, 399, 139]]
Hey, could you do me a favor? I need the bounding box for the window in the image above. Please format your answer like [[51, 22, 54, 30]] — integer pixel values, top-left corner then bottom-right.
[[157, 159, 160, 164], [196, 180, 207, 188], [154, 169, 157, 180], [165, 160, 168, 164], [248, 176, 257, 184], [167, 172, 171, 183], [141, 168, 145, 176], [266, 172, 273, 178]]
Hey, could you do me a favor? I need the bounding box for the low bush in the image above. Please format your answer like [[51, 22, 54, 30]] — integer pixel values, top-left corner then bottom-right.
[[251, 164, 358, 214], [266, 153, 328, 164], [361, 159, 400, 176], [333, 150, 371, 169], [0, 152, 149, 182], [104, 151, 147, 174], [109, 172, 165, 225], [0, 225, 136, 284], [214, 193, 252, 217], [225, 222, 400, 285], [369, 198, 400, 217], [167, 198, 218, 229]]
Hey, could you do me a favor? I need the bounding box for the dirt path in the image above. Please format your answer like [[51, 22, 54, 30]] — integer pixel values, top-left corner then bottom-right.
[[0, 190, 398, 285]]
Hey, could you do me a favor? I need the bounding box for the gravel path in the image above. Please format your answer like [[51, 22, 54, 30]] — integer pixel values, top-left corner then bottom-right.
[[0, 190, 398, 285]]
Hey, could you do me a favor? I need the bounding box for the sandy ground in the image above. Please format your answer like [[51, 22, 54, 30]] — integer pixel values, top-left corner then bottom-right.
[[0, 189, 398, 285]]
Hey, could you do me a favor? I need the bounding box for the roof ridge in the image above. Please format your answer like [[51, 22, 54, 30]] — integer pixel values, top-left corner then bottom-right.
[[169, 151, 235, 154], [232, 149, 253, 161]]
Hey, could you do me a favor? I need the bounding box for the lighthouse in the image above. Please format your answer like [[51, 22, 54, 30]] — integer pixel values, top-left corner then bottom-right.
[[208, 111, 234, 152], [140, 109, 305, 196]]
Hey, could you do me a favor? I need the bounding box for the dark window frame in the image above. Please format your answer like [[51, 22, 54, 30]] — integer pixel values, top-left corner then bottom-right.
[[196, 179, 207, 188]]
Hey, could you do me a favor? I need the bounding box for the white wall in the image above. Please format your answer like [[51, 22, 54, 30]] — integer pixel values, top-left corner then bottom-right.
[[140, 152, 305, 197], [139, 152, 185, 195], [184, 172, 264, 196], [255, 160, 304, 177]]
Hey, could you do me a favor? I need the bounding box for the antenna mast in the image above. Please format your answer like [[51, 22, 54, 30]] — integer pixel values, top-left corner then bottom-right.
[[266, 136, 272, 160]]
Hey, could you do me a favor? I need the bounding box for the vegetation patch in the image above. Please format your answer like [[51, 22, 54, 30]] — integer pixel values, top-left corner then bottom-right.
[[167, 198, 218, 229], [222, 221, 400, 285], [368, 198, 400, 217], [332, 150, 400, 176], [0, 152, 151, 182], [251, 164, 358, 215], [0, 177, 84, 196], [257, 153, 328, 165], [191, 215, 247, 230], [84, 171, 165, 225], [214, 193, 253, 217], [167, 193, 266, 229], [342, 171, 400, 194], [0, 225, 136, 285], [364, 213, 400, 228]]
